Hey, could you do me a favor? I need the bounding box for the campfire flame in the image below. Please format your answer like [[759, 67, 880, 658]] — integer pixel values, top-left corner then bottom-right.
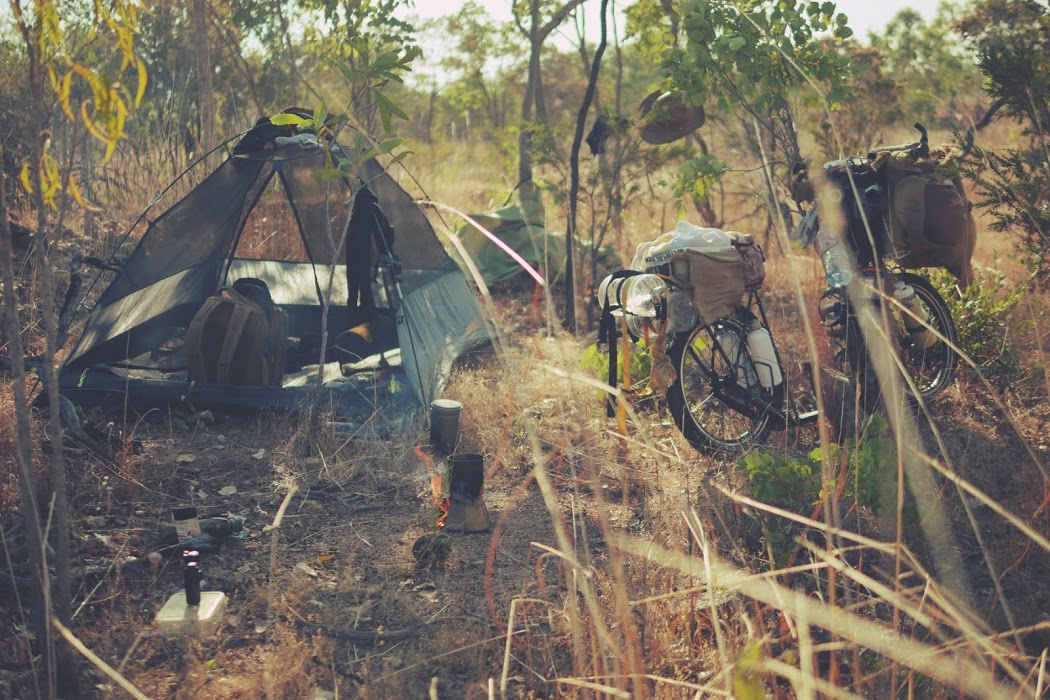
[[415, 446, 450, 527]]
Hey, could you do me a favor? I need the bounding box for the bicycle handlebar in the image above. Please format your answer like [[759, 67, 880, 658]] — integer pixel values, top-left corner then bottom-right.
[[790, 122, 932, 204], [866, 122, 929, 160]]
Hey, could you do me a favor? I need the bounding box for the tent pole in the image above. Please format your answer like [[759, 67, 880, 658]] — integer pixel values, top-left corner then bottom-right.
[[368, 208, 428, 405]]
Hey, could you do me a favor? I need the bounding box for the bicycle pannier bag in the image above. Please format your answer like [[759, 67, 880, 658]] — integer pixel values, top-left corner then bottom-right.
[[885, 154, 976, 288], [637, 221, 756, 325], [186, 280, 288, 386]]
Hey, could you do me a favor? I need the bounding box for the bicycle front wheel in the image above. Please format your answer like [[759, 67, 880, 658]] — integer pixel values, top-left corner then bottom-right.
[[894, 273, 958, 400], [666, 320, 775, 453]]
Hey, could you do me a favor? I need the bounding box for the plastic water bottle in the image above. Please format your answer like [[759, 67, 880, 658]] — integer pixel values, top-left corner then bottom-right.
[[622, 274, 664, 317], [815, 222, 853, 289], [894, 280, 936, 348], [621, 274, 665, 337], [717, 330, 757, 388], [596, 274, 625, 311], [745, 321, 784, 388], [665, 290, 698, 334]]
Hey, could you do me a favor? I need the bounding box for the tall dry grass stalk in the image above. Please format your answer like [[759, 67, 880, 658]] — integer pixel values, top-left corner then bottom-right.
[[412, 19, 1050, 699]]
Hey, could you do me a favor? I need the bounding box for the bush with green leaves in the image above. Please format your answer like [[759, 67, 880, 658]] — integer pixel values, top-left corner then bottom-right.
[[739, 446, 822, 508], [962, 145, 1050, 278], [737, 422, 895, 514], [929, 267, 1025, 380], [957, 0, 1050, 277], [581, 338, 653, 397], [737, 414, 896, 568]]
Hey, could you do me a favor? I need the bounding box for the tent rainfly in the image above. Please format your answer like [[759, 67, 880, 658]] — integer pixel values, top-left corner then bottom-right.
[[59, 113, 489, 430]]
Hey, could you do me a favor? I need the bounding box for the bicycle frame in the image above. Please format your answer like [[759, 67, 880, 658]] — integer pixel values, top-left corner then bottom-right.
[[680, 289, 819, 430]]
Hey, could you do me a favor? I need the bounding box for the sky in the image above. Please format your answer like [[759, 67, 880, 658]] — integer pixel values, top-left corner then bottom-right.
[[395, 0, 949, 86], [400, 0, 945, 43]]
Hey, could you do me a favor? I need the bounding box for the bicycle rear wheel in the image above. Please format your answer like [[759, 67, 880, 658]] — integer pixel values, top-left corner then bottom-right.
[[894, 273, 958, 400], [835, 272, 958, 414], [666, 320, 778, 453]]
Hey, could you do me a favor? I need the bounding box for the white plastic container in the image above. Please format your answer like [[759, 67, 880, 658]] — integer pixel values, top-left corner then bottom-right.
[[172, 506, 201, 543], [155, 591, 227, 637], [718, 330, 758, 388], [894, 281, 936, 349], [746, 326, 784, 388]]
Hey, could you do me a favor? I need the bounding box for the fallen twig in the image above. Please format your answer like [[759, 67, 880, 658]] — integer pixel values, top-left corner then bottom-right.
[[295, 618, 427, 643]]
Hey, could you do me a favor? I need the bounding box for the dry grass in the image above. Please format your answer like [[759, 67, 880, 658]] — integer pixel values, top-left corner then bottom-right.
[[395, 124, 1050, 697], [2, 109, 1050, 699]]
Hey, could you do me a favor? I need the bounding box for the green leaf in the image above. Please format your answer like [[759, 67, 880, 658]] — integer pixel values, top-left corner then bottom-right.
[[270, 113, 309, 127], [311, 168, 347, 182], [326, 112, 349, 128], [373, 92, 408, 133], [313, 104, 328, 127], [376, 137, 404, 154], [372, 51, 399, 71], [331, 58, 360, 87], [733, 643, 765, 700]]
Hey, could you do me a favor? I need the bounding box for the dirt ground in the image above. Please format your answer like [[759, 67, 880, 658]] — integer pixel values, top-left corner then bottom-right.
[[25, 410, 574, 698], [2, 299, 1050, 698]]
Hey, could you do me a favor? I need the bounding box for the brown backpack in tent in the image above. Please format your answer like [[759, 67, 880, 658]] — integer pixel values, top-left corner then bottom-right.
[[186, 282, 287, 386]]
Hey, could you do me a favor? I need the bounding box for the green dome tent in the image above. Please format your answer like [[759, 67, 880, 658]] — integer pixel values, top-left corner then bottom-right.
[[61, 113, 490, 430]]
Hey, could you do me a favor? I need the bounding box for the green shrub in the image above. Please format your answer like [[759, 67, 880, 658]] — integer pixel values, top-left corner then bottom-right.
[[929, 267, 1024, 380], [581, 338, 653, 396], [740, 413, 894, 512], [737, 415, 897, 568], [739, 447, 822, 507], [957, 0, 1050, 277], [848, 413, 896, 513]]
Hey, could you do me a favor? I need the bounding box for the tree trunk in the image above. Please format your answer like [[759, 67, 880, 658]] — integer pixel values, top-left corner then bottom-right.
[[193, 0, 216, 162], [12, 6, 79, 691], [566, 0, 610, 333], [516, 0, 587, 185], [518, 36, 536, 185], [425, 88, 436, 144], [0, 148, 55, 697]]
